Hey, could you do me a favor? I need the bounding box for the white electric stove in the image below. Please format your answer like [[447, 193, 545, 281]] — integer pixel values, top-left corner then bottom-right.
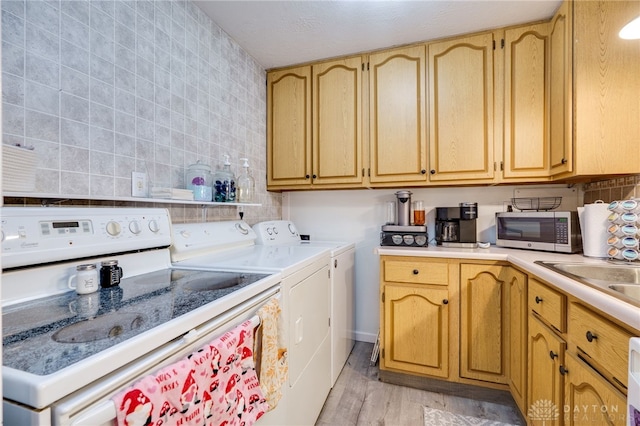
[[252, 220, 356, 386], [170, 221, 332, 426], [1, 208, 280, 425]]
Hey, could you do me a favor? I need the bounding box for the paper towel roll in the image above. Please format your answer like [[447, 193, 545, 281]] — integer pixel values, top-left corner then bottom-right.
[[577, 201, 609, 258]]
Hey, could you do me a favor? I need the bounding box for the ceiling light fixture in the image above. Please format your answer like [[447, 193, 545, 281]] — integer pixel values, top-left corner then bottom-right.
[[619, 15, 640, 39]]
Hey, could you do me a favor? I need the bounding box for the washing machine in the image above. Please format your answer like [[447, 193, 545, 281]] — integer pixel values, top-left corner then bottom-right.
[[253, 220, 356, 386]]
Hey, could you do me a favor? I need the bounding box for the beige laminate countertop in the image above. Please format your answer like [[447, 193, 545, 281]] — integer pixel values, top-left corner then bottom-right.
[[376, 245, 640, 332]]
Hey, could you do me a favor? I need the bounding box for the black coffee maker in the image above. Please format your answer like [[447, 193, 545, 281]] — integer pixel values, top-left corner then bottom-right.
[[435, 202, 478, 248]]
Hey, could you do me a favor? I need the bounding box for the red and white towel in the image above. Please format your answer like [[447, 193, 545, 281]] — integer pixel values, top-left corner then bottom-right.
[[113, 319, 268, 426]]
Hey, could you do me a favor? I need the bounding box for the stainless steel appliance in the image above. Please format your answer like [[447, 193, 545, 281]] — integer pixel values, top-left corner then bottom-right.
[[495, 211, 582, 253], [394, 190, 413, 226], [1, 207, 280, 425], [252, 220, 355, 387], [435, 204, 478, 248], [170, 221, 332, 426]]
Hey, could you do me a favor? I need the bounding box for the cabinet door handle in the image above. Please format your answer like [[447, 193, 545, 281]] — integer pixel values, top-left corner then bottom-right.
[[430, 169, 436, 175], [312, 174, 317, 179], [305, 174, 310, 179], [561, 158, 567, 164], [412, 269, 419, 275], [559, 365, 569, 375], [421, 169, 426, 174], [586, 331, 598, 342], [549, 351, 558, 360], [334, 259, 338, 268], [535, 296, 543, 304], [442, 299, 449, 305]]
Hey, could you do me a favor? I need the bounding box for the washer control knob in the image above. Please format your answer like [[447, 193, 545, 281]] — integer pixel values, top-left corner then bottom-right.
[[273, 227, 278, 234], [288, 223, 296, 235], [148, 219, 160, 233], [129, 220, 141, 235], [106, 221, 122, 237], [235, 223, 249, 235], [267, 227, 273, 235], [180, 230, 191, 239]]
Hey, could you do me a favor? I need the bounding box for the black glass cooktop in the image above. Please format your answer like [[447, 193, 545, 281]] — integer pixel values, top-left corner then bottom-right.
[[2, 269, 270, 376]]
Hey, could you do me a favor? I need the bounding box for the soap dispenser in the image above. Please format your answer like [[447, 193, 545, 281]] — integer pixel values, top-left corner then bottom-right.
[[213, 155, 236, 202], [237, 158, 255, 203]]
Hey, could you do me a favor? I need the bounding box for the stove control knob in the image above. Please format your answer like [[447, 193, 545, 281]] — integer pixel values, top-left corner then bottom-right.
[[106, 221, 122, 237], [148, 219, 160, 233], [129, 220, 141, 235]]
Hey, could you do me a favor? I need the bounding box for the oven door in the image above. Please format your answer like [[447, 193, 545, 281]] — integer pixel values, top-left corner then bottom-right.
[[49, 286, 279, 426]]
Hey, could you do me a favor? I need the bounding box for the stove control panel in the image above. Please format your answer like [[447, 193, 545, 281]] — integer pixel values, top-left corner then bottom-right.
[[252, 220, 301, 245], [1, 207, 172, 269]]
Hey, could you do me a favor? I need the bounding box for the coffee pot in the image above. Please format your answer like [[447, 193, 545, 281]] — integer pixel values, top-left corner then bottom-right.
[[395, 190, 412, 226]]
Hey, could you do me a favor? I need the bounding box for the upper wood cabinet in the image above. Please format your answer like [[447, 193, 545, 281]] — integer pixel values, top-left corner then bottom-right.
[[313, 57, 364, 186], [267, 57, 364, 190], [549, 0, 573, 176], [369, 46, 428, 184], [428, 32, 495, 182], [503, 23, 551, 180], [267, 66, 312, 188]]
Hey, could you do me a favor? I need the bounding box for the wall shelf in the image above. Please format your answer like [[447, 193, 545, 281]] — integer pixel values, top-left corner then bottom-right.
[[2, 192, 262, 207]]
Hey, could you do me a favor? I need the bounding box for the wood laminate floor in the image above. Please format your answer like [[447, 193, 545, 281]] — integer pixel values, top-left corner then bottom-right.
[[316, 341, 525, 426]]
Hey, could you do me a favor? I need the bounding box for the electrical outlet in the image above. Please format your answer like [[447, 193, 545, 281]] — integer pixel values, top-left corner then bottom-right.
[[131, 172, 148, 197]]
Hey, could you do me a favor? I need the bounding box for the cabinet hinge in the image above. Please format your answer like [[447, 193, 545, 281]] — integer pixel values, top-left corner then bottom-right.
[[362, 63, 364, 71], [368, 168, 371, 177], [381, 348, 385, 359], [501, 38, 505, 49], [500, 161, 504, 171], [382, 292, 385, 302], [362, 168, 365, 177], [493, 40, 496, 50], [367, 62, 370, 71]]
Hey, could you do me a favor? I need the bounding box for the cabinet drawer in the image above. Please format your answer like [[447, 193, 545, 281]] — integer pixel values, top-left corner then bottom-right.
[[568, 302, 633, 388], [383, 258, 449, 285], [529, 278, 565, 332]]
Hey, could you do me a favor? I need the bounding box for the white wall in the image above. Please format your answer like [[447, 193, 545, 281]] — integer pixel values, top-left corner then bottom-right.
[[284, 184, 580, 343]]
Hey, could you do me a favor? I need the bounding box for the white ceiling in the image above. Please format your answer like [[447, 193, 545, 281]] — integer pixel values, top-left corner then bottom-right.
[[195, 0, 563, 70]]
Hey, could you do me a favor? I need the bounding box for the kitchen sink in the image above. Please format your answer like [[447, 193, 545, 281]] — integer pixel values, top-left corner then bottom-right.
[[535, 261, 640, 307]]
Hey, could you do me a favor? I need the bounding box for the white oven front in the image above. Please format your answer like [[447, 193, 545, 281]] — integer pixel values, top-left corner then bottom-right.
[[4, 286, 280, 426]]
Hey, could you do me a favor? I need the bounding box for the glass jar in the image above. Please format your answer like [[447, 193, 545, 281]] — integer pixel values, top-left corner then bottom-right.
[[186, 161, 213, 201]]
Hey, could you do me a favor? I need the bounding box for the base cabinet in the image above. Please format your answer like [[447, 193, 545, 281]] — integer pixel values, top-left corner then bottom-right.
[[528, 314, 565, 426], [563, 353, 627, 426], [382, 284, 449, 378]]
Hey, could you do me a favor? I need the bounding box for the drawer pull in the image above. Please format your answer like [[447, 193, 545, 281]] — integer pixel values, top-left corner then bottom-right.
[[559, 365, 569, 375], [549, 351, 558, 360], [535, 296, 543, 304], [586, 331, 598, 342], [442, 299, 449, 305], [412, 269, 419, 275]]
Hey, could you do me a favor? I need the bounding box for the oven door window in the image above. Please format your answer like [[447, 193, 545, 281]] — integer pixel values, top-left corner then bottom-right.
[[497, 217, 556, 243]]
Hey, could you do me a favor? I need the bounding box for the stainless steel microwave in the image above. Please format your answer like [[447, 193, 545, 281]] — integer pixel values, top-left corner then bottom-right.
[[495, 211, 582, 253]]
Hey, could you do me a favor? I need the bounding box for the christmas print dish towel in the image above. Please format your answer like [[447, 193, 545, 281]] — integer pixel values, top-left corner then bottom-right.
[[113, 319, 268, 426]]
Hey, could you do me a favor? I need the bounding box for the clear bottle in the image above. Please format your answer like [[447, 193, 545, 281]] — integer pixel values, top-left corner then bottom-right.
[[213, 155, 236, 202], [237, 158, 255, 203]]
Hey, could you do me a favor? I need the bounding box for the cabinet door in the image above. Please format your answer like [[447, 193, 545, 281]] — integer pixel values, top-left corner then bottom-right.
[[507, 267, 528, 413], [572, 0, 640, 176], [382, 284, 449, 378], [369, 46, 428, 184], [503, 24, 550, 179], [428, 33, 494, 182], [563, 353, 627, 426], [528, 314, 564, 426], [549, 0, 573, 176], [313, 57, 364, 186], [459, 263, 507, 383], [267, 66, 312, 187]]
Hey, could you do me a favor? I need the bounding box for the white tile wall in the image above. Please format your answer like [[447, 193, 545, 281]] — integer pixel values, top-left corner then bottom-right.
[[1, 0, 281, 223]]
